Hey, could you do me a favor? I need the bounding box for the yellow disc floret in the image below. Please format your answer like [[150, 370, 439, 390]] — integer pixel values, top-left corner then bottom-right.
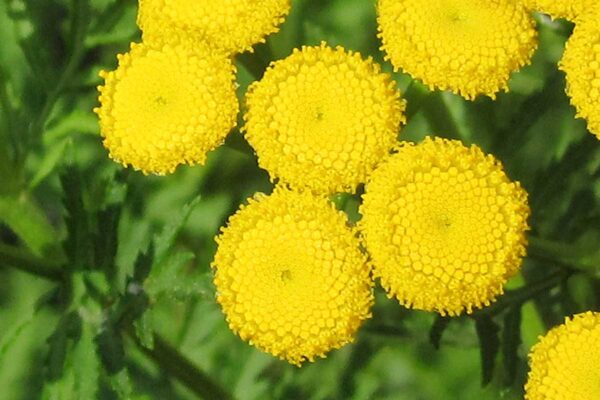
[[525, 311, 600, 400], [94, 41, 238, 175], [359, 137, 530, 316], [137, 0, 291, 55], [213, 188, 373, 365], [377, 0, 538, 99], [560, 8, 600, 140], [521, 0, 595, 21], [244, 43, 406, 195]]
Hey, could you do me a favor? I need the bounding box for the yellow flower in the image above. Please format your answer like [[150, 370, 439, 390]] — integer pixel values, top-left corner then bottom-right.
[[243, 43, 406, 195], [525, 311, 600, 400], [137, 0, 291, 55], [377, 0, 538, 100], [94, 41, 238, 175], [213, 188, 373, 365], [521, 0, 595, 21], [560, 8, 600, 140], [359, 137, 530, 316]]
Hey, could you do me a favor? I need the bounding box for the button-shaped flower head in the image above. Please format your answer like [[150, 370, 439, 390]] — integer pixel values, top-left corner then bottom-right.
[[525, 311, 600, 400], [560, 7, 600, 140], [359, 137, 530, 316], [95, 41, 239, 175], [377, 0, 538, 99], [137, 0, 291, 55], [213, 188, 373, 365], [244, 43, 406, 195], [521, 0, 595, 22]]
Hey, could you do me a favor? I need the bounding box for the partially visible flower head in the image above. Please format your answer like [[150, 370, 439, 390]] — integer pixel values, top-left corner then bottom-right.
[[377, 0, 538, 99], [244, 43, 406, 195], [213, 188, 373, 365], [94, 41, 238, 175], [560, 7, 600, 140], [359, 137, 530, 316], [137, 0, 291, 55], [521, 0, 595, 21], [525, 311, 600, 400]]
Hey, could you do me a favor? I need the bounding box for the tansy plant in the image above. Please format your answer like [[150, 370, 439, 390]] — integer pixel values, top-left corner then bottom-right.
[[0, 0, 599, 399]]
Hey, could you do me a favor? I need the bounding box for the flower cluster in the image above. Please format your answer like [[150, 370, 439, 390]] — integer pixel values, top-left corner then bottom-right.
[[137, 0, 291, 54], [525, 312, 600, 400], [359, 138, 530, 315], [560, 5, 600, 140], [244, 43, 406, 194], [95, 0, 291, 174], [377, 0, 538, 99], [522, 0, 595, 22], [213, 188, 373, 365]]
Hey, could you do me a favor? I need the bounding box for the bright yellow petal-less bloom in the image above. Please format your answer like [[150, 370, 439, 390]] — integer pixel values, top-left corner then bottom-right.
[[521, 0, 595, 21], [560, 7, 600, 140], [137, 0, 291, 55], [377, 0, 538, 100], [213, 188, 373, 365], [525, 311, 600, 400], [244, 43, 406, 195], [94, 42, 238, 175], [359, 137, 530, 316]]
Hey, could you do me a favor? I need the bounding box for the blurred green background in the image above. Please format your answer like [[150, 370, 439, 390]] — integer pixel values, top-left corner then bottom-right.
[[0, 0, 599, 399]]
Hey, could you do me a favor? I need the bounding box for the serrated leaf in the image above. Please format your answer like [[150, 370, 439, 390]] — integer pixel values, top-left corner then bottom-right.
[[61, 167, 92, 270], [0, 308, 37, 370], [502, 306, 523, 386], [0, 194, 58, 256], [429, 315, 451, 350], [28, 138, 69, 189], [134, 309, 155, 350], [45, 312, 82, 381], [93, 205, 121, 276], [474, 315, 501, 386], [133, 242, 154, 284], [96, 325, 125, 375], [109, 369, 134, 400], [153, 196, 201, 268]]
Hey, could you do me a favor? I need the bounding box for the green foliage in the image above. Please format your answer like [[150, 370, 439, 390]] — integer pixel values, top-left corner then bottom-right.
[[0, 1, 598, 399]]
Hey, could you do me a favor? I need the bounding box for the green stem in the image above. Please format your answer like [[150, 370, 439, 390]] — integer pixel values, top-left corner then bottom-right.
[[0, 243, 62, 281], [24, 0, 89, 154], [527, 236, 599, 275], [131, 332, 233, 400], [479, 269, 571, 316]]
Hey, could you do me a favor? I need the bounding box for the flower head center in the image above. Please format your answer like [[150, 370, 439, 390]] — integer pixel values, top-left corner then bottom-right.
[[280, 269, 293, 283]]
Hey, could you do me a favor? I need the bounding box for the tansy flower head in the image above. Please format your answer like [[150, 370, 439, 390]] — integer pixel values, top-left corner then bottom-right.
[[243, 43, 406, 195], [137, 0, 291, 55], [521, 0, 595, 21], [94, 41, 238, 175], [559, 7, 600, 140], [525, 311, 600, 400], [377, 0, 538, 99], [212, 188, 373, 365], [359, 137, 530, 316]]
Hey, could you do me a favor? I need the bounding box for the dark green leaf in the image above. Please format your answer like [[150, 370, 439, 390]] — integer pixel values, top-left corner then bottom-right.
[[429, 315, 451, 350], [45, 312, 82, 381], [502, 306, 522, 386], [61, 167, 92, 270], [96, 325, 125, 375], [474, 315, 501, 386], [134, 310, 155, 350], [93, 205, 122, 276]]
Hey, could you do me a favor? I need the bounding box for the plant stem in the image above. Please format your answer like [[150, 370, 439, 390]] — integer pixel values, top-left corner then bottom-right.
[[479, 269, 571, 316], [528, 236, 599, 275], [131, 332, 233, 400], [0, 243, 62, 281]]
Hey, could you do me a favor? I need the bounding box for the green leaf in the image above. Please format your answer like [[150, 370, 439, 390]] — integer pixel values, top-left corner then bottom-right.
[[96, 324, 125, 375], [61, 167, 92, 270], [429, 315, 451, 350], [134, 310, 155, 350], [0, 194, 58, 256], [28, 138, 69, 189], [109, 369, 134, 400], [153, 196, 201, 267], [474, 315, 501, 386], [93, 205, 122, 276], [502, 306, 523, 386], [0, 308, 38, 370], [45, 312, 82, 381]]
